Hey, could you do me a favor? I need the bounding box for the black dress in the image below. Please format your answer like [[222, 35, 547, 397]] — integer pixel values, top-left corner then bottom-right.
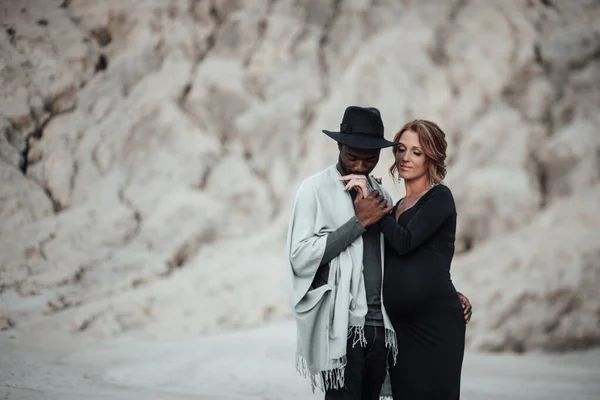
[[379, 184, 465, 400]]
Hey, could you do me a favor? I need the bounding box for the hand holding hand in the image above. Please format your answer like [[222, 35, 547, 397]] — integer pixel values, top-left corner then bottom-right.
[[354, 190, 393, 227]]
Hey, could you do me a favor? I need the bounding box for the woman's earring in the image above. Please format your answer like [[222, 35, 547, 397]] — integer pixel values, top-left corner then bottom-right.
[[429, 176, 435, 187], [397, 174, 402, 183]]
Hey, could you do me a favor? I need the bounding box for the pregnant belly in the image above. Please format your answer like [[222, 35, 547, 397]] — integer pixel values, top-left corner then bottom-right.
[[383, 261, 451, 314]]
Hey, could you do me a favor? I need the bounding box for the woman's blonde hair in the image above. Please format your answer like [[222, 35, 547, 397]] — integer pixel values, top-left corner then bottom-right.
[[389, 119, 448, 184]]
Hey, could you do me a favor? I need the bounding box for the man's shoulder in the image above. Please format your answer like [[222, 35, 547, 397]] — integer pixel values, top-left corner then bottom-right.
[[297, 166, 336, 190]]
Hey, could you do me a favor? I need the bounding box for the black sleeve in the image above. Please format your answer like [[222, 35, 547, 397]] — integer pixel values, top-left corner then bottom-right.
[[312, 216, 366, 288], [378, 185, 456, 255]]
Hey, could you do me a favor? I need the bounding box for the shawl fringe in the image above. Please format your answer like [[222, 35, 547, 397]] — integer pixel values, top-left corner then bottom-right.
[[385, 328, 398, 365], [296, 353, 347, 392], [348, 325, 367, 348], [295, 326, 399, 392]]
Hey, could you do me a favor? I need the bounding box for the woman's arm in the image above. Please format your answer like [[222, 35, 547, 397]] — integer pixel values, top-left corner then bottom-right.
[[378, 185, 456, 255]]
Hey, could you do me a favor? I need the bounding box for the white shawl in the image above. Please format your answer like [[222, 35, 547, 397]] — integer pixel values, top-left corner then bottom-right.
[[286, 165, 397, 391]]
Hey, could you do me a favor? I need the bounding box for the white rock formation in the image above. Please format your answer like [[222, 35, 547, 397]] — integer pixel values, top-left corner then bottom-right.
[[0, 0, 599, 351]]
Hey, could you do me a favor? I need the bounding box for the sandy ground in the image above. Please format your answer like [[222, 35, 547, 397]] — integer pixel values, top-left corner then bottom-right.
[[1, 322, 600, 400]]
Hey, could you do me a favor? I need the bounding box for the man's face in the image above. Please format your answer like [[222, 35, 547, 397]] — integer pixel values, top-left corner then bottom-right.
[[338, 144, 381, 176]]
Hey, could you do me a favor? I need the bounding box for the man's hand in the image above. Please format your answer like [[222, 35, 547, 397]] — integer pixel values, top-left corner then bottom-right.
[[354, 190, 393, 227], [457, 292, 472, 324]]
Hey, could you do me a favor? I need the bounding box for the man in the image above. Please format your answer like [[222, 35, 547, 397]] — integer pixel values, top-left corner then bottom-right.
[[286, 106, 472, 400]]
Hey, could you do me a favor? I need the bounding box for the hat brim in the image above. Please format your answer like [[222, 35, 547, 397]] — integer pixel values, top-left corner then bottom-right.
[[322, 130, 399, 149]]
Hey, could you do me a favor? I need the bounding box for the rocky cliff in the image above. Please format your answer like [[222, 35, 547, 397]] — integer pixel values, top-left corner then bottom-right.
[[1, 0, 599, 351]]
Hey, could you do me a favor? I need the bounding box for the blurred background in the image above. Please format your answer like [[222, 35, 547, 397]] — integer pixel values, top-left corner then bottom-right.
[[0, 0, 599, 398]]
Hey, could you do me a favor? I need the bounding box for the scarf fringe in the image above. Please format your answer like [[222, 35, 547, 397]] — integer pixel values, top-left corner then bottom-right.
[[348, 325, 367, 348], [385, 328, 398, 365], [295, 353, 347, 392], [379, 396, 393, 400], [295, 327, 397, 392]]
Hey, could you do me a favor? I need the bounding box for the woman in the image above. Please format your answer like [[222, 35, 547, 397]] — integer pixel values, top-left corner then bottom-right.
[[378, 119, 465, 399]]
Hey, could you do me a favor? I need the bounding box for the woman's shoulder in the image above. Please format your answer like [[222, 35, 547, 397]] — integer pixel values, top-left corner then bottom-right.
[[433, 183, 453, 195], [427, 184, 455, 206], [425, 183, 452, 196]]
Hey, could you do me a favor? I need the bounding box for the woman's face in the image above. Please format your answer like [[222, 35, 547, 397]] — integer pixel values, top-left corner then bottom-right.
[[396, 129, 429, 181]]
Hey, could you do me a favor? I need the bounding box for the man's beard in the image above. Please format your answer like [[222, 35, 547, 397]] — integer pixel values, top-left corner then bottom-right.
[[338, 155, 368, 176], [338, 155, 374, 198]]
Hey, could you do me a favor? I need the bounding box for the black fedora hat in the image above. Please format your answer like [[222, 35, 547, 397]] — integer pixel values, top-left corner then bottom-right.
[[322, 106, 399, 149]]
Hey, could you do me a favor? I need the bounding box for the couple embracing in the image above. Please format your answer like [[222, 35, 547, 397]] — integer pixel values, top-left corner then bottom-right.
[[287, 106, 473, 400]]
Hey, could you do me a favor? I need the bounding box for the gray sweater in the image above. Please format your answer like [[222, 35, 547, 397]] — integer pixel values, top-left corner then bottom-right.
[[312, 215, 384, 327]]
